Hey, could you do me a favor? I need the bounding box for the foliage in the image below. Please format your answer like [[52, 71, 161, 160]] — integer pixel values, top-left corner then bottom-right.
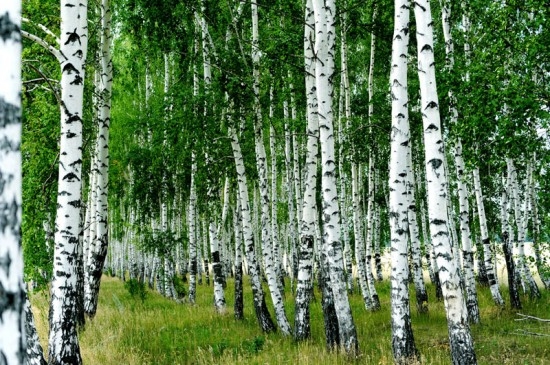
[[124, 278, 148, 302]]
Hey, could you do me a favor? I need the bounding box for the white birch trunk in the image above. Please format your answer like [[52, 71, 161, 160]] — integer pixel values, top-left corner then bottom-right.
[[228, 122, 276, 333], [352, 163, 372, 310], [294, 1, 318, 338], [209, 221, 226, 312], [312, 0, 357, 354], [251, 1, 291, 335], [336, 32, 353, 291], [233, 196, 244, 319], [502, 169, 522, 309], [406, 150, 428, 313], [269, 90, 283, 291], [389, 1, 417, 360], [49, 0, 88, 362], [25, 295, 47, 365], [414, 0, 476, 362], [0, 3, 25, 363], [84, 0, 112, 317], [365, 12, 380, 307], [473, 167, 504, 306], [454, 141, 480, 323], [508, 159, 540, 298], [188, 154, 198, 303]]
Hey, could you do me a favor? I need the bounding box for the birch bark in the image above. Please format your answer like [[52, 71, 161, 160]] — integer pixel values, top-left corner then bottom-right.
[[49, 0, 89, 362], [388, 1, 418, 361], [440, 0, 479, 324], [251, 1, 291, 335], [294, 0, 318, 340], [84, 0, 112, 317], [228, 122, 276, 333], [414, 0, 476, 362], [0, 3, 25, 363], [312, 0, 358, 354], [473, 167, 504, 306], [509, 159, 540, 298]]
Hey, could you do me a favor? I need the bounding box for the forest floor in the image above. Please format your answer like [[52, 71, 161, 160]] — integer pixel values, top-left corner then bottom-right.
[[30, 275, 550, 365]]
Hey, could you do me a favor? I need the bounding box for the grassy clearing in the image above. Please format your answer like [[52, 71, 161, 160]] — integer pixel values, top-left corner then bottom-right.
[[30, 276, 550, 364]]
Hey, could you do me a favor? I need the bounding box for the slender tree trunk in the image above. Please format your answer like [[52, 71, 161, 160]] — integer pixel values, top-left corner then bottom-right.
[[352, 163, 372, 310], [502, 170, 521, 309], [406, 151, 428, 314], [251, 1, 291, 335], [455, 141, 480, 323], [338, 10, 353, 294], [269, 95, 283, 291], [388, 1, 418, 361], [234, 198, 244, 320], [530, 157, 550, 289], [84, 0, 112, 317], [188, 154, 198, 304], [49, 0, 89, 362], [438, 0, 480, 324], [508, 159, 540, 298], [414, 0, 476, 362], [228, 122, 276, 333], [312, 0, 358, 354], [294, 1, 318, 340], [364, 7, 380, 308], [0, 3, 25, 362], [473, 167, 504, 306]]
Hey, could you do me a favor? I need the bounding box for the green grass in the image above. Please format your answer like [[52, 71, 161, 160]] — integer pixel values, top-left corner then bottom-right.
[[30, 276, 550, 364]]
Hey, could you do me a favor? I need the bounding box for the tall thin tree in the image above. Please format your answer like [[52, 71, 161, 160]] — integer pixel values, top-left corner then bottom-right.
[[0, 1, 26, 363]]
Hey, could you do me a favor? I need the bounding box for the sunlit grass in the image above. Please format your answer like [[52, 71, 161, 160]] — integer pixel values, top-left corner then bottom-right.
[[30, 275, 550, 364]]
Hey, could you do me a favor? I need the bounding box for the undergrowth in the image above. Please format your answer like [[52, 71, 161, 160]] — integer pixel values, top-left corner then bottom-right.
[[30, 275, 550, 364]]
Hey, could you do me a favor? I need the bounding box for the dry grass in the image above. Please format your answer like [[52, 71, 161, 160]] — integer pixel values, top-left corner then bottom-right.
[[30, 275, 550, 364]]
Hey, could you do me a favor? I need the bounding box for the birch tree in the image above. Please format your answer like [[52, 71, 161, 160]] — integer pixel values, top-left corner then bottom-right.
[[294, 0, 318, 341], [312, 0, 357, 354], [414, 0, 476, 362], [228, 119, 276, 333], [49, 0, 89, 362], [440, 0, 479, 324], [84, 0, 113, 317], [388, 1, 418, 361], [250, 0, 291, 335], [0, 1, 26, 363]]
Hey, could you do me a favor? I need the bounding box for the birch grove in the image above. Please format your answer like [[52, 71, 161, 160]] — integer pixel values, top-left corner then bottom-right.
[[18, 0, 550, 363]]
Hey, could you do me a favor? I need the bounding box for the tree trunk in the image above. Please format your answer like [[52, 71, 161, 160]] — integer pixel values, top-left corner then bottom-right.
[[312, 0, 358, 355], [406, 151, 428, 314], [439, 0, 480, 324], [49, 0, 89, 362], [473, 167, 504, 306], [228, 123, 276, 333], [84, 0, 112, 317], [508, 159, 540, 298], [389, 1, 418, 361], [364, 8, 380, 308], [251, 1, 291, 335], [234, 198, 244, 320], [502, 170, 521, 309], [188, 154, 198, 303], [294, 0, 318, 342], [25, 295, 47, 365], [454, 141, 480, 323], [0, 3, 25, 362], [414, 0, 476, 362]]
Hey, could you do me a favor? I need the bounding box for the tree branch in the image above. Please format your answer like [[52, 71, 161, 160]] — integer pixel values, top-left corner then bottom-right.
[[22, 17, 60, 45], [21, 30, 64, 62], [516, 313, 550, 322]]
